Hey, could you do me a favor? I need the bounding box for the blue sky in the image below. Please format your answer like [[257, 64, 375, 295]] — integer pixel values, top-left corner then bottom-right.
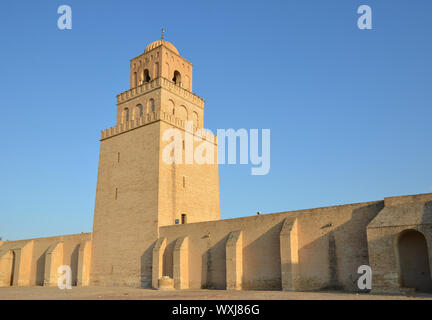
[[1, 1, 431, 240]]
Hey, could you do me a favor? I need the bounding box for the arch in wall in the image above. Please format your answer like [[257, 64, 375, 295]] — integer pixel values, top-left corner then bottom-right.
[[185, 75, 190, 90], [172, 70, 182, 86], [192, 111, 199, 127], [165, 63, 170, 78], [176, 105, 188, 121], [135, 104, 143, 119], [144, 69, 151, 83], [154, 62, 159, 79], [167, 99, 175, 115], [133, 72, 137, 87], [397, 229, 432, 292], [163, 241, 174, 279], [147, 99, 155, 113], [122, 108, 130, 122]]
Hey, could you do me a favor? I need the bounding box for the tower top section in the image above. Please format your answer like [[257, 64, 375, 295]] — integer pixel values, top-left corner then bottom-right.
[[129, 40, 192, 91]]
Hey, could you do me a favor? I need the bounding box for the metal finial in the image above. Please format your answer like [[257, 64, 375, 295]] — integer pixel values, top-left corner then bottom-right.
[[161, 28, 165, 40]]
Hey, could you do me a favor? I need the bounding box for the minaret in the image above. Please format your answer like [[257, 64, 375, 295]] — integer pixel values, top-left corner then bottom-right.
[[90, 40, 220, 287]]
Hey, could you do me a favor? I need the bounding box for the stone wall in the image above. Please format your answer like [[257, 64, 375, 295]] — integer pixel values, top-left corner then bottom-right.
[[92, 115, 220, 288], [154, 200, 383, 291], [0, 233, 91, 287], [91, 121, 161, 288], [367, 193, 432, 292]]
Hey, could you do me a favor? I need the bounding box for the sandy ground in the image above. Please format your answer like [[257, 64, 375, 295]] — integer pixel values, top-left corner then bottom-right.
[[0, 286, 431, 300]]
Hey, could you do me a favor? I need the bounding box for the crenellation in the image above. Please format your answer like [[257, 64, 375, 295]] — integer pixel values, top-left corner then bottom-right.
[[116, 77, 204, 108], [101, 110, 216, 142]]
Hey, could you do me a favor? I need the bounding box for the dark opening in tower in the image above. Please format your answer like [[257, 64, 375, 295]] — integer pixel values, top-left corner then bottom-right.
[[144, 69, 151, 83], [172, 70, 182, 86]]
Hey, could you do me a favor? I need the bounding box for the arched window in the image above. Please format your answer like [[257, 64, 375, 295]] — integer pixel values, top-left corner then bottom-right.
[[154, 62, 159, 79], [133, 72, 137, 87], [185, 75, 190, 90], [148, 99, 155, 113], [176, 105, 188, 120], [135, 104, 143, 119], [122, 108, 130, 122], [167, 100, 175, 115], [165, 63, 170, 78], [192, 112, 199, 127], [172, 70, 182, 86], [143, 69, 151, 83]]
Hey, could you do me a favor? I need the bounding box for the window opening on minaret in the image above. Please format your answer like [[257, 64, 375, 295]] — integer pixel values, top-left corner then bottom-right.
[[144, 69, 151, 82], [172, 70, 182, 86]]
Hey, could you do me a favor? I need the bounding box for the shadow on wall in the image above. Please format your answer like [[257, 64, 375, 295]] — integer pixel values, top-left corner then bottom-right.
[[35, 243, 81, 286], [141, 241, 156, 288], [35, 249, 47, 286], [163, 240, 175, 279], [71, 244, 80, 286], [201, 235, 228, 290], [154, 201, 384, 291], [298, 202, 384, 291], [242, 223, 284, 290], [421, 201, 432, 225]]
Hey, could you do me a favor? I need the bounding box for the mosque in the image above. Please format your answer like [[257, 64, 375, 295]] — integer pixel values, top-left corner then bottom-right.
[[1, 39, 431, 293]]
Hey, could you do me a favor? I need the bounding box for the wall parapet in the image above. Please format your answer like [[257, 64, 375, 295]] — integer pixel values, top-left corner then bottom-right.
[[101, 110, 216, 143], [116, 77, 204, 108]]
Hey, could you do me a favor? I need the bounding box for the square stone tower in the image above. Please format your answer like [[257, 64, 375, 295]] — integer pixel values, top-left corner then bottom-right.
[[90, 40, 221, 287]]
